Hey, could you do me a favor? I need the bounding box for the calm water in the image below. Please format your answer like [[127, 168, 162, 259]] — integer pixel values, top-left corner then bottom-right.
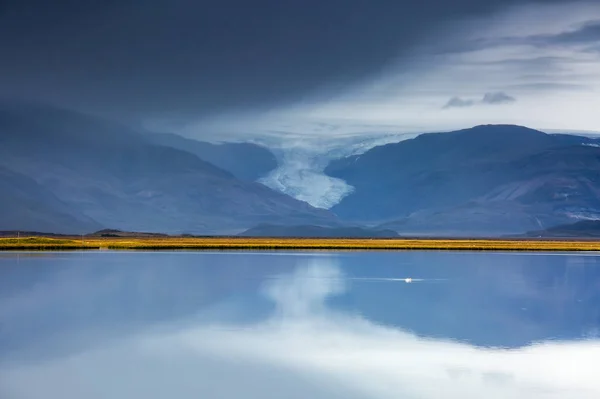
[[1, 251, 599, 398]]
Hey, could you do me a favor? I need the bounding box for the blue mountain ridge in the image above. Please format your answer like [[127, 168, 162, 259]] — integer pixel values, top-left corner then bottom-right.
[[0, 102, 336, 234]]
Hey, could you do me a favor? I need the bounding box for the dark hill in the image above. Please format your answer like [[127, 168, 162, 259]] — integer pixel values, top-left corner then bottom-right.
[[86, 229, 169, 238]]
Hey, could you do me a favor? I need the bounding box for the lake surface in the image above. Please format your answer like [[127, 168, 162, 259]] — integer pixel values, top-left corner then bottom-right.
[[1, 250, 599, 398]]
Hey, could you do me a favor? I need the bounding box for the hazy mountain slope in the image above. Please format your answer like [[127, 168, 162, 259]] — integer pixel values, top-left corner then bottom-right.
[[147, 132, 278, 181], [0, 166, 102, 234], [326, 125, 600, 235], [239, 223, 399, 237], [0, 102, 336, 234], [522, 220, 600, 238]]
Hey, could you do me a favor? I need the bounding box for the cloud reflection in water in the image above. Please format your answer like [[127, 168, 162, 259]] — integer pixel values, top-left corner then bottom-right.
[[1, 258, 599, 399]]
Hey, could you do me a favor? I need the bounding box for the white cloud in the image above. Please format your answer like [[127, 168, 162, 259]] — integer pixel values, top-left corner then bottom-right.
[[2, 259, 599, 399]]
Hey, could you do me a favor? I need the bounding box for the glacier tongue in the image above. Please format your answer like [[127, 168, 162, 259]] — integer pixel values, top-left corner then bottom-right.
[[259, 149, 354, 209], [258, 133, 415, 209]]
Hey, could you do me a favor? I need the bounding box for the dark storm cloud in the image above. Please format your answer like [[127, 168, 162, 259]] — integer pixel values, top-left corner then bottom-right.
[[585, 44, 600, 53], [535, 20, 600, 45], [479, 56, 570, 68], [453, 19, 600, 55], [481, 92, 516, 104], [443, 97, 476, 109], [0, 0, 582, 122], [507, 82, 590, 91], [443, 92, 517, 109]]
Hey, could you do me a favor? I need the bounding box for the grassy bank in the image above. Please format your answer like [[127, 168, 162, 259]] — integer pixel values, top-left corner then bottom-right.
[[2, 236, 600, 251]]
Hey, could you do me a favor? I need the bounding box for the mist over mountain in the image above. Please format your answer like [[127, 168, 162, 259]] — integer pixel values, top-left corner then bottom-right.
[[325, 125, 600, 235], [0, 102, 336, 234], [147, 132, 277, 182], [522, 220, 600, 238]]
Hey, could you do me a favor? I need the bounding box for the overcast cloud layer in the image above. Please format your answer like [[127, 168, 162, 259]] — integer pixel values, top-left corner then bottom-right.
[[171, 1, 600, 141], [1, 0, 598, 131]]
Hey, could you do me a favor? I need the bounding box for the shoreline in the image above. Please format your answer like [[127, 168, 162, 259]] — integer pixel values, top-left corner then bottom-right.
[[2, 236, 600, 251]]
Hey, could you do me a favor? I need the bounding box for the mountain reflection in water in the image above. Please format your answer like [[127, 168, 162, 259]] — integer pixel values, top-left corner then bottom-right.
[[0, 251, 599, 398]]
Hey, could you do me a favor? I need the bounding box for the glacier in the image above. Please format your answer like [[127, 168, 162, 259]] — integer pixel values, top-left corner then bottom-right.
[[258, 133, 416, 209]]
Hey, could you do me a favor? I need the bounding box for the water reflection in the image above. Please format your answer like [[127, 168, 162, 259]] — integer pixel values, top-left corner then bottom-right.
[[1, 251, 599, 398]]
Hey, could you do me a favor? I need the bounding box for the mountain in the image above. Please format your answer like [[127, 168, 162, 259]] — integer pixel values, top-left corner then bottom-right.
[[0, 101, 336, 234], [239, 223, 399, 238], [147, 132, 277, 181], [325, 125, 600, 235], [0, 165, 101, 234], [522, 220, 600, 238]]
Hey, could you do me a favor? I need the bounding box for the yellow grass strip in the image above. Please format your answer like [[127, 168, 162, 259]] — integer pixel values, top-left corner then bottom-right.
[[2, 236, 600, 251]]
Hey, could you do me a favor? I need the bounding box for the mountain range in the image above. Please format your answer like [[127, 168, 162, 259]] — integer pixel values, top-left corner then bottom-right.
[[2, 101, 600, 237], [326, 125, 600, 235], [0, 102, 335, 234]]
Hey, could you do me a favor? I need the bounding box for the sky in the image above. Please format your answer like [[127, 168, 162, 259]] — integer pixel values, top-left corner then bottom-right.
[[1, 0, 600, 141]]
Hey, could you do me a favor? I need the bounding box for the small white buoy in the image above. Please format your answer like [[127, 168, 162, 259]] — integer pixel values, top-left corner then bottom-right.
[[405, 278, 413, 283]]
